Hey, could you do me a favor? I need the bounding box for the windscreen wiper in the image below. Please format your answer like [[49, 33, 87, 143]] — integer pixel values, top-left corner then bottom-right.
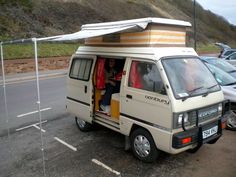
[[188, 86, 204, 96], [225, 82, 236, 86], [229, 70, 236, 73], [207, 84, 218, 89], [202, 84, 218, 97], [181, 86, 204, 101]]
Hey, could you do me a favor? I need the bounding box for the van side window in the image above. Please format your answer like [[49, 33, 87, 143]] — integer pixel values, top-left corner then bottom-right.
[[69, 58, 93, 81], [128, 60, 166, 94]]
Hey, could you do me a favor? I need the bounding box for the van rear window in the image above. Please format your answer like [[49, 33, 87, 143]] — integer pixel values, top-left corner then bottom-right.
[[69, 58, 93, 81]]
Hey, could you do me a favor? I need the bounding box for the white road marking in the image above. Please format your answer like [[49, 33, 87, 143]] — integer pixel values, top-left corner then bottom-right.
[[17, 107, 52, 118], [0, 74, 67, 86], [92, 159, 121, 176], [54, 137, 77, 152], [16, 120, 48, 132], [33, 124, 46, 133]]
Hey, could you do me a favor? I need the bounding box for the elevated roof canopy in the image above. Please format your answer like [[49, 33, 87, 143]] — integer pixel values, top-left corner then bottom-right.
[[1, 17, 191, 45], [49, 17, 191, 42]]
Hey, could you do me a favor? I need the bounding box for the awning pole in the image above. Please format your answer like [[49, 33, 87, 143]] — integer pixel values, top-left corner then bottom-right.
[[33, 38, 46, 177], [1, 42, 10, 138]]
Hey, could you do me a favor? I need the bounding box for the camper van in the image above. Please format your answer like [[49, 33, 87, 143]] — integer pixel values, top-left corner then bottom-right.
[[66, 18, 228, 162]]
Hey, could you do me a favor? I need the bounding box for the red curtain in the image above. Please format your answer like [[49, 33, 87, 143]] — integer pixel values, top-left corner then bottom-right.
[[129, 61, 143, 89], [96, 58, 105, 89]]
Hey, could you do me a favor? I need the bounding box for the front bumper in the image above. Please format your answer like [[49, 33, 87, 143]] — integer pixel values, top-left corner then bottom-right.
[[172, 118, 225, 149]]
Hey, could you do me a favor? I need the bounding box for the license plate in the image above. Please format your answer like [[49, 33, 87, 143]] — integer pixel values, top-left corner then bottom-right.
[[202, 126, 218, 139]]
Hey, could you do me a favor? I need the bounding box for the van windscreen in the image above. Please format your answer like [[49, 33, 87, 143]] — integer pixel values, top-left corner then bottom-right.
[[162, 57, 220, 99]]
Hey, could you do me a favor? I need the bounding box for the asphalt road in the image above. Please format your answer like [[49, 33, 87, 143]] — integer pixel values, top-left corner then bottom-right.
[[0, 75, 236, 177], [0, 76, 67, 136]]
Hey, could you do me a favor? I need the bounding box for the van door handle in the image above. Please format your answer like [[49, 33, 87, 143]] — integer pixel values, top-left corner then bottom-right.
[[126, 94, 132, 99], [84, 85, 87, 93]]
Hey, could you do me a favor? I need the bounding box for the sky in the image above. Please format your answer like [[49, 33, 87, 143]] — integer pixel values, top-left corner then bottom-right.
[[196, 0, 236, 25]]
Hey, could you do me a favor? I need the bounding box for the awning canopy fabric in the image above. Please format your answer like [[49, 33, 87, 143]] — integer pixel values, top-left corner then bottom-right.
[[46, 23, 146, 42]]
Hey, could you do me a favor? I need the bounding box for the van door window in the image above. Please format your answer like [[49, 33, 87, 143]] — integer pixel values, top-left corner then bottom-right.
[[69, 58, 93, 81], [128, 60, 166, 94]]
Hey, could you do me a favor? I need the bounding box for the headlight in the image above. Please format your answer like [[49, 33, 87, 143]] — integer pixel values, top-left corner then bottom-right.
[[173, 112, 193, 129], [218, 103, 222, 112], [177, 113, 189, 125]]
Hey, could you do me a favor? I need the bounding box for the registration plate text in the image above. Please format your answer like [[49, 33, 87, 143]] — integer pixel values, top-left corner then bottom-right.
[[202, 126, 218, 139]]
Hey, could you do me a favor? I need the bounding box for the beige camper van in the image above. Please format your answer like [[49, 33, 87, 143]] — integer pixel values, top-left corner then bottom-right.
[[66, 18, 228, 162]]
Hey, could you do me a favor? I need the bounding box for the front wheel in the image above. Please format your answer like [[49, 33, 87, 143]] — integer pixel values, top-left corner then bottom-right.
[[75, 117, 93, 132], [130, 128, 160, 163]]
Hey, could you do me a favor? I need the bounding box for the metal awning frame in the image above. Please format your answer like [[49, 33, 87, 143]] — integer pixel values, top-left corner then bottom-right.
[[0, 38, 46, 176]]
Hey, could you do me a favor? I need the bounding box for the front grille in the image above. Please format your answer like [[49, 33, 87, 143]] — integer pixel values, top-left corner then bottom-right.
[[188, 104, 219, 125], [188, 111, 197, 125]]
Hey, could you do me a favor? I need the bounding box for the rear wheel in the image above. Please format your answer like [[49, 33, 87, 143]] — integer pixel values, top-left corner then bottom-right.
[[226, 111, 236, 131], [75, 117, 93, 132], [130, 128, 159, 163]]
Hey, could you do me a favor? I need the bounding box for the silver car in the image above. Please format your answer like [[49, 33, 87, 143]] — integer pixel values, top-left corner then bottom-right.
[[206, 63, 236, 130], [200, 56, 236, 78], [224, 52, 236, 67], [215, 42, 236, 58]]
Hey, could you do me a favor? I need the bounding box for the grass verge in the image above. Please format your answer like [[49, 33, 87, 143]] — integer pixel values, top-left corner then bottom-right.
[[1, 43, 79, 59], [196, 44, 220, 54], [1, 42, 235, 59]]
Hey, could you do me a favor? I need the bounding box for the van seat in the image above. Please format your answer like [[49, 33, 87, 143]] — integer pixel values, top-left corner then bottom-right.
[[112, 93, 120, 101], [101, 90, 106, 95], [111, 93, 120, 119]]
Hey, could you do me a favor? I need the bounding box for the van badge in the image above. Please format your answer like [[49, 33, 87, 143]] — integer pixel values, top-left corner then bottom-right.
[[145, 95, 169, 105], [198, 108, 218, 119]]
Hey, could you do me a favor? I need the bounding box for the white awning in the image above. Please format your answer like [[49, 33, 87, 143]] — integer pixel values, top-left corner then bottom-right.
[[46, 23, 147, 42]]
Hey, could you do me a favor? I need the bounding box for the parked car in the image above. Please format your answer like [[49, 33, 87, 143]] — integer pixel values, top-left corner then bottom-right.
[[224, 52, 236, 67], [205, 63, 236, 130], [215, 42, 236, 58], [200, 56, 236, 78]]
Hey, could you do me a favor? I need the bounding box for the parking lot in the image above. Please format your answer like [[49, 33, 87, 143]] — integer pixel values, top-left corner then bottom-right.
[[1, 113, 236, 177], [0, 76, 236, 177]]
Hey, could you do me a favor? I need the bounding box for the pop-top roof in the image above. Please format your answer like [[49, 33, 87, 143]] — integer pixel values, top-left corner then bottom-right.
[[41, 17, 191, 42]]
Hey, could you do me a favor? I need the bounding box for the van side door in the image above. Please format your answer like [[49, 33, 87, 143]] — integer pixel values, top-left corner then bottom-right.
[[120, 58, 172, 131], [66, 55, 96, 123]]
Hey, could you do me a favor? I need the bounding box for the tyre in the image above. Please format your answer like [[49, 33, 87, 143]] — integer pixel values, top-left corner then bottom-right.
[[207, 137, 220, 144], [226, 111, 236, 131], [130, 128, 160, 163], [187, 144, 201, 153], [75, 117, 92, 132]]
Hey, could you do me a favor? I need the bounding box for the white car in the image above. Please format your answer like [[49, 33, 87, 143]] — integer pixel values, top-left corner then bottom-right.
[[206, 63, 236, 130]]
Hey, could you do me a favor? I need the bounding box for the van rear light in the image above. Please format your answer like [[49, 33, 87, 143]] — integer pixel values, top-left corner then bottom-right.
[[221, 121, 226, 129], [181, 137, 192, 144]]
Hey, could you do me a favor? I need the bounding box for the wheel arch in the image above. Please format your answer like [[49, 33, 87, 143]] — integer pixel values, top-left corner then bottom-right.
[[130, 124, 153, 138]]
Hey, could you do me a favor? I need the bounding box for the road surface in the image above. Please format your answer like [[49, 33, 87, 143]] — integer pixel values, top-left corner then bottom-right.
[[0, 75, 67, 136]]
